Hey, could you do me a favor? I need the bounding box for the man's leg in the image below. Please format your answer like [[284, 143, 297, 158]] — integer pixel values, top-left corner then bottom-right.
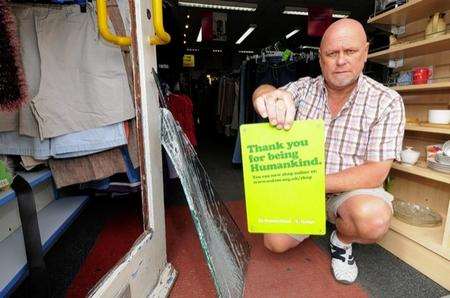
[[327, 189, 393, 284], [264, 234, 309, 253], [335, 195, 392, 244]]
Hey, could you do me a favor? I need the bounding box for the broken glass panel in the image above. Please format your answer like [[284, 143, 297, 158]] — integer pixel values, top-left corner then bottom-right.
[[161, 108, 251, 297]]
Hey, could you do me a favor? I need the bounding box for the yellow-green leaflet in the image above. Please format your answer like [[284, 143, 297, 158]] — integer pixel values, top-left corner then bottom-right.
[[240, 120, 326, 235]]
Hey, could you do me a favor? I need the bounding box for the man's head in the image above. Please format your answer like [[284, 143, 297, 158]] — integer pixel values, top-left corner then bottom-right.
[[319, 18, 369, 90]]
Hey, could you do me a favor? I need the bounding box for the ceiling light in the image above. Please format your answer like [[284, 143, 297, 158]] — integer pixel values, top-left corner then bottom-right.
[[185, 24, 189, 29], [238, 50, 254, 54], [178, 0, 257, 12], [236, 25, 256, 44], [283, 6, 308, 16], [187, 14, 190, 18], [285, 29, 300, 39], [332, 11, 350, 18], [196, 27, 202, 42], [183, 40, 187, 44], [283, 7, 350, 18], [183, 33, 186, 37], [300, 45, 319, 50]]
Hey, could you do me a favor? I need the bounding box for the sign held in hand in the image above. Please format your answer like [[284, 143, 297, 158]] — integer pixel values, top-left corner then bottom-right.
[[240, 120, 326, 235]]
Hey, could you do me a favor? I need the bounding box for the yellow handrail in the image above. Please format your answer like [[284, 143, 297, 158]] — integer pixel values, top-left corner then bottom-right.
[[149, 0, 171, 45], [97, 0, 132, 46]]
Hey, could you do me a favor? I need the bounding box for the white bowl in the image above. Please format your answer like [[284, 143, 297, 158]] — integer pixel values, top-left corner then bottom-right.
[[401, 148, 420, 165], [428, 110, 450, 124]]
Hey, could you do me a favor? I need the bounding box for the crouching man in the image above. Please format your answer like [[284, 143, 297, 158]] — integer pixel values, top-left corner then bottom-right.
[[252, 18, 405, 284]]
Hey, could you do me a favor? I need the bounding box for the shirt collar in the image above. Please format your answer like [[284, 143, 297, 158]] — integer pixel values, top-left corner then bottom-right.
[[319, 74, 365, 116], [320, 74, 364, 101]]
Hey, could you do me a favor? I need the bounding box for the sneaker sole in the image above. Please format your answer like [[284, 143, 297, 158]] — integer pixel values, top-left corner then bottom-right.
[[330, 268, 356, 285]]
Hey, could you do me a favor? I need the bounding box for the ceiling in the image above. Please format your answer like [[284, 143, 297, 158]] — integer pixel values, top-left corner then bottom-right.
[[158, 0, 376, 71]]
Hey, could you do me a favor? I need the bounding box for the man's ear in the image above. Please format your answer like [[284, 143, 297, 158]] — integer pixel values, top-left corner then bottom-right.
[[364, 42, 369, 62]]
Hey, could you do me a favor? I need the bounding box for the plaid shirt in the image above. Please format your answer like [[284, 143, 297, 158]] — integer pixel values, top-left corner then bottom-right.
[[283, 75, 405, 175]]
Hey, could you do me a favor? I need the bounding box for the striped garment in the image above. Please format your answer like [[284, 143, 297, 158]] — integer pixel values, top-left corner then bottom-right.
[[283, 75, 405, 175]]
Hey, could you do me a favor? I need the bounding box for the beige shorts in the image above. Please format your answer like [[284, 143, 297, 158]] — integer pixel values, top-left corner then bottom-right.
[[290, 187, 394, 241]]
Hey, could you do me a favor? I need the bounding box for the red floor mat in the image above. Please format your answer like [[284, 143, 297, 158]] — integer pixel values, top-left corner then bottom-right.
[[167, 201, 368, 298], [66, 200, 143, 298], [67, 199, 368, 297]]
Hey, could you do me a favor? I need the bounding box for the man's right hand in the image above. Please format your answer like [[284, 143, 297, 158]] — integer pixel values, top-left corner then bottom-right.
[[252, 86, 296, 130]]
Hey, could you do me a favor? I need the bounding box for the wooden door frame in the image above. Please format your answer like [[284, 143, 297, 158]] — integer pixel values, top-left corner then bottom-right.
[[88, 0, 176, 296]]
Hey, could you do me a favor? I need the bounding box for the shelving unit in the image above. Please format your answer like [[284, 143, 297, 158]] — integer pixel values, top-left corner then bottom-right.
[[0, 196, 89, 296], [390, 216, 449, 259], [405, 123, 450, 135], [392, 160, 450, 184], [392, 81, 450, 93], [0, 170, 52, 207], [368, 34, 450, 63], [368, 0, 450, 26], [0, 171, 89, 295], [368, 0, 450, 290]]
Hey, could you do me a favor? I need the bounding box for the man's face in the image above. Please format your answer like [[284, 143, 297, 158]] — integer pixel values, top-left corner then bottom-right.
[[319, 33, 368, 89]]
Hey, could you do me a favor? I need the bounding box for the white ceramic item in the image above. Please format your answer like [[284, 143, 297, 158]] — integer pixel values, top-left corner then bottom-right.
[[428, 110, 450, 124], [401, 147, 420, 165], [443, 140, 450, 156]]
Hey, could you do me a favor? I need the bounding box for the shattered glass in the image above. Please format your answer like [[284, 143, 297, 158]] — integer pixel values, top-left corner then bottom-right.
[[161, 108, 251, 297]]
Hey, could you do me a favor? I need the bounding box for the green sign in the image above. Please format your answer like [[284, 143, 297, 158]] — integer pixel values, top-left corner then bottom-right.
[[240, 120, 326, 235]]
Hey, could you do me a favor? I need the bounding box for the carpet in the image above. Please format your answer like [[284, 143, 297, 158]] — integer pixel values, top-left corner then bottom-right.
[[167, 200, 368, 297], [66, 198, 368, 297], [65, 197, 143, 297]]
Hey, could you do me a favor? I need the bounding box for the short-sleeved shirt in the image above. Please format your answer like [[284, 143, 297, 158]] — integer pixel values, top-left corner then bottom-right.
[[283, 75, 405, 175]]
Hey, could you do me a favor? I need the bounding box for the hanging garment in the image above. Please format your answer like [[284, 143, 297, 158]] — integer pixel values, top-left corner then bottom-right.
[[79, 146, 141, 194], [0, 0, 28, 111], [20, 156, 46, 171], [0, 6, 41, 136], [217, 77, 237, 129], [255, 57, 298, 87], [30, 4, 135, 139], [0, 4, 134, 139], [168, 93, 197, 146], [230, 81, 240, 131], [0, 122, 127, 160], [0, 3, 134, 138], [49, 147, 127, 188]]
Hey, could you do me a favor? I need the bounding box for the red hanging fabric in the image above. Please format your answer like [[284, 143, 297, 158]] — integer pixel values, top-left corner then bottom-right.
[[308, 7, 333, 37], [168, 93, 197, 147]]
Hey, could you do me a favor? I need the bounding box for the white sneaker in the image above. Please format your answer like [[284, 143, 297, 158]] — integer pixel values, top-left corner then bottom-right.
[[330, 230, 358, 284]]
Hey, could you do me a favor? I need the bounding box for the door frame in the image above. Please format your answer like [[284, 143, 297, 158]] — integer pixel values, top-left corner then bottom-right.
[[88, 0, 175, 296]]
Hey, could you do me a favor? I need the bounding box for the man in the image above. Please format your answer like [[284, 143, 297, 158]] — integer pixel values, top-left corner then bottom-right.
[[252, 18, 405, 284]]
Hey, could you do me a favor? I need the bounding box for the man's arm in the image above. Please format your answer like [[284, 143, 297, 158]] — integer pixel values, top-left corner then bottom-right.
[[326, 160, 392, 193]]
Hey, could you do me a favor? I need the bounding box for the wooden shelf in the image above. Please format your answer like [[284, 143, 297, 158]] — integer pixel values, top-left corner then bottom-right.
[[0, 170, 52, 207], [392, 81, 450, 93], [392, 160, 450, 184], [405, 123, 450, 135], [389, 216, 449, 259], [368, 34, 450, 63], [379, 229, 450, 290], [0, 196, 89, 296], [368, 0, 450, 26]]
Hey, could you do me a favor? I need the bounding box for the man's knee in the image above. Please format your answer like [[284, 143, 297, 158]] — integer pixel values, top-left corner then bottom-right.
[[264, 234, 298, 253], [341, 196, 392, 242]]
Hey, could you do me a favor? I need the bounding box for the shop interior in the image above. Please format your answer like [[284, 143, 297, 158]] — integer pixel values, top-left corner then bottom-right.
[[0, 0, 450, 296]]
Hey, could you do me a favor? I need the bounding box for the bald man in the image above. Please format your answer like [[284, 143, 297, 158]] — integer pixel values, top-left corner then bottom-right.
[[252, 19, 405, 284]]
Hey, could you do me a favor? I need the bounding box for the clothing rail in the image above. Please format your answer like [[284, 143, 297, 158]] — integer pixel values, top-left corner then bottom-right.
[[246, 50, 318, 63]]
